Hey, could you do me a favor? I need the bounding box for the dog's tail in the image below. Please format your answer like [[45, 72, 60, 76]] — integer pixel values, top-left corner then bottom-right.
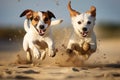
[[24, 19, 29, 32], [50, 19, 63, 26]]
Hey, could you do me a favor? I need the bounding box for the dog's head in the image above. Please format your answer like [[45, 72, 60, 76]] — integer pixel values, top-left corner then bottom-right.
[[68, 1, 96, 37], [20, 9, 56, 36]]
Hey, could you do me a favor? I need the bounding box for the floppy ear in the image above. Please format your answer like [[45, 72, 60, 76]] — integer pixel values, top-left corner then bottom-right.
[[20, 9, 33, 19], [67, 1, 80, 17], [47, 10, 56, 19], [86, 6, 96, 17]]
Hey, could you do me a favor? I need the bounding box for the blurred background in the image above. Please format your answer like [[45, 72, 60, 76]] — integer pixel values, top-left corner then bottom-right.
[[0, 0, 120, 53]]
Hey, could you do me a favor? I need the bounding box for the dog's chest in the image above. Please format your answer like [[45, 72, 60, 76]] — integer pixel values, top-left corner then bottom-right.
[[72, 33, 92, 45], [33, 40, 48, 49], [32, 35, 48, 49]]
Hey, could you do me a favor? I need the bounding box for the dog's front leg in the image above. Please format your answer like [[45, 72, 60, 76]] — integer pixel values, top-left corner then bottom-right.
[[26, 48, 32, 63], [45, 37, 56, 57], [23, 37, 32, 63], [89, 42, 97, 53], [29, 41, 41, 59], [66, 39, 75, 53], [40, 50, 46, 60], [33, 46, 41, 59], [84, 42, 97, 59], [85, 36, 97, 54], [89, 34, 97, 53], [82, 38, 97, 59]]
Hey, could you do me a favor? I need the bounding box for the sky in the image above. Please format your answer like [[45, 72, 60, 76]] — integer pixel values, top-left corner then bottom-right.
[[0, 0, 120, 26]]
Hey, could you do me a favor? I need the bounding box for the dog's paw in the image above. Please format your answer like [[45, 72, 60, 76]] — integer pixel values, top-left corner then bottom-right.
[[66, 49, 73, 54], [40, 51, 46, 60], [82, 42, 90, 52], [33, 52, 41, 59], [33, 48, 41, 59], [26, 52, 32, 63], [48, 49, 56, 57]]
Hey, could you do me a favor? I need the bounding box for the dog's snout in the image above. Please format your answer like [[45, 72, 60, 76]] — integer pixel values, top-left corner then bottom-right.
[[82, 27, 87, 31], [40, 25, 45, 29]]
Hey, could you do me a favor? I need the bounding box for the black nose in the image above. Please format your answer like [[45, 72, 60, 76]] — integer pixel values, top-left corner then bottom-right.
[[39, 25, 45, 29], [82, 27, 87, 31]]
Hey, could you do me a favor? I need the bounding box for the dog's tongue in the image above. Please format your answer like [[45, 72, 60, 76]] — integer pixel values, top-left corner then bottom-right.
[[39, 30, 45, 36], [40, 30, 44, 34], [82, 32, 88, 37]]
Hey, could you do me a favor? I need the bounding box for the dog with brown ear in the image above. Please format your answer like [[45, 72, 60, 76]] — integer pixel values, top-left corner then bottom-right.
[[20, 9, 63, 63], [67, 1, 97, 60]]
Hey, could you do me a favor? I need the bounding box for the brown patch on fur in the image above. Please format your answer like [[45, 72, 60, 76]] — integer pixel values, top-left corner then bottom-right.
[[34, 40, 48, 49], [31, 12, 40, 27], [30, 11, 54, 28], [82, 42, 90, 51], [20, 9, 56, 28], [42, 11, 56, 26], [67, 1, 80, 17], [42, 12, 51, 27], [20, 9, 34, 19], [86, 6, 96, 17], [20, 9, 40, 27]]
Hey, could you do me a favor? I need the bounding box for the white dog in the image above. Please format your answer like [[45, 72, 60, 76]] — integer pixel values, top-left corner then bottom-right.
[[20, 9, 63, 62], [67, 1, 97, 59]]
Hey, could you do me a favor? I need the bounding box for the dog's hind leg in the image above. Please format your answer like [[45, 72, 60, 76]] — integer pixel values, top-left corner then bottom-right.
[[26, 48, 32, 63], [45, 37, 56, 57], [66, 39, 75, 53], [40, 50, 46, 60], [23, 38, 32, 63]]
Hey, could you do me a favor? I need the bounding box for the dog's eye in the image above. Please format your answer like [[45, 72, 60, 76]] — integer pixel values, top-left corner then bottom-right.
[[87, 21, 91, 24], [78, 21, 81, 24], [34, 17, 39, 21], [44, 18, 49, 22]]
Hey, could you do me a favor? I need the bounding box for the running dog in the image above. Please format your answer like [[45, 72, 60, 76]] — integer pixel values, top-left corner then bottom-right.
[[20, 9, 63, 62], [67, 1, 97, 59]]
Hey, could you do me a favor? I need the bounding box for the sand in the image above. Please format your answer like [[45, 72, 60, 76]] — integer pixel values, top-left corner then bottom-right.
[[0, 27, 120, 80]]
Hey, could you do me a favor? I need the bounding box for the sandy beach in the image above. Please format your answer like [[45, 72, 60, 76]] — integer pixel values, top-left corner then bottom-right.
[[1, 0, 120, 80], [0, 27, 120, 80]]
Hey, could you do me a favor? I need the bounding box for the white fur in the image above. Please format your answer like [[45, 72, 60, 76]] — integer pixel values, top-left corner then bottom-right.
[[51, 19, 63, 26], [67, 13, 97, 59], [23, 11, 63, 61], [71, 13, 95, 37]]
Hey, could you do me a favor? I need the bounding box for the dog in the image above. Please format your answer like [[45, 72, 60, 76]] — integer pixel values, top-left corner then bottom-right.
[[66, 1, 97, 60], [20, 9, 63, 62]]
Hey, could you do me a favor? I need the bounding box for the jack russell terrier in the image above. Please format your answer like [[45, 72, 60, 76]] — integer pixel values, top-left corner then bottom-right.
[[67, 1, 97, 60], [20, 9, 63, 63]]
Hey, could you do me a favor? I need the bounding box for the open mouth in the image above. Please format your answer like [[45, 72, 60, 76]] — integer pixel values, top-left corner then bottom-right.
[[38, 29, 46, 36], [80, 31, 88, 37]]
